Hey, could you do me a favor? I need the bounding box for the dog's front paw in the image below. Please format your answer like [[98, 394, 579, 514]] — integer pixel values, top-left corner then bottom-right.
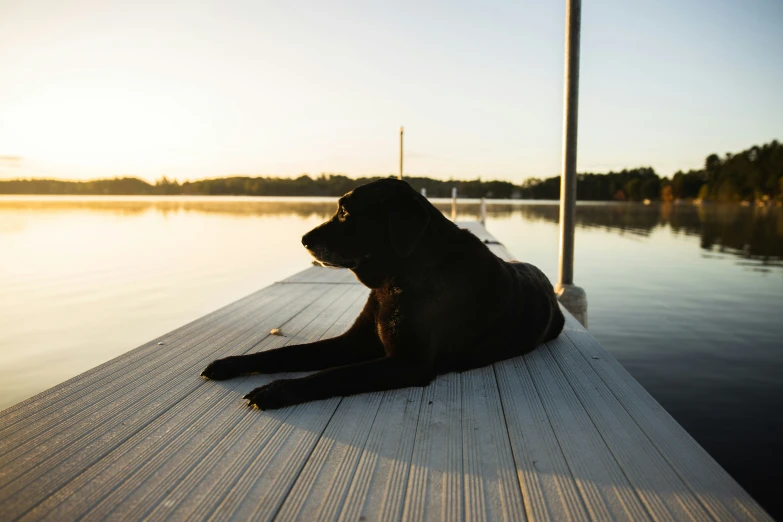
[[244, 379, 302, 410], [201, 357, 241, 380]]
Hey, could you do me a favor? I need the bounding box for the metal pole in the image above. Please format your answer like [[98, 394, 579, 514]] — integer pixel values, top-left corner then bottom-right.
[[451, 187, 457, 221], [399, 126, 404, 180], [480, 198, 487, 226], [555, 0, 588, 328], [558, 0, 580, 287]]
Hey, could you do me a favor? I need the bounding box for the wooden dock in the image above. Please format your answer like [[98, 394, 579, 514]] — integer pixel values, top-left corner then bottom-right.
[[0, 223, 770, 521]]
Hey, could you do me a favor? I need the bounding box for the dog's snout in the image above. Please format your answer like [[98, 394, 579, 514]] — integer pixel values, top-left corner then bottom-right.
[[301, 228, 317, 249]]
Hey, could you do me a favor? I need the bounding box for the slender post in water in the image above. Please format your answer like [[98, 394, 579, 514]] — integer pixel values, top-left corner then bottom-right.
[[399, 126, 404, 180], [556, 0, 588, 327], [451, 187, 457, 221], [480, 198, 487, 226]]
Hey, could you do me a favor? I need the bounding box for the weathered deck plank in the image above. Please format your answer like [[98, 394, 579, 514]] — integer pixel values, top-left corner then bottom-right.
[[402, 373, 463, 522], [460, 366, 527, 522], [494, 355, 591, 521], [0, 223, 771, 521], [336, 386, 422, 522]]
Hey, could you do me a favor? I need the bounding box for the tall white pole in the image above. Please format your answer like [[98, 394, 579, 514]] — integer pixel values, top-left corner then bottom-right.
[[555, 0, 588, 327], [399, 127, 404, 180]]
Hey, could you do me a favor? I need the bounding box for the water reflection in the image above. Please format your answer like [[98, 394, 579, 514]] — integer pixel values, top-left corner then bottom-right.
[[2, 197, 780, 268], [0, 196, 339, 219], [499, 203, 783, 268]]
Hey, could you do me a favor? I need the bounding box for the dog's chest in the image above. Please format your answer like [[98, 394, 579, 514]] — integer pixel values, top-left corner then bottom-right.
[[371, 287, 427, 353], [373, 285, 452, 357], [374, 288, 403, 342]]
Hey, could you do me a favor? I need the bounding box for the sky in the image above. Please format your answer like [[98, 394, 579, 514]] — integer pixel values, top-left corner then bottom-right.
[[0, 0, 781, 184]]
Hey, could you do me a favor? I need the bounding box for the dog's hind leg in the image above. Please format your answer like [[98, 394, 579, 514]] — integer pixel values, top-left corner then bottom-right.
[[243, 356, 434, 410]]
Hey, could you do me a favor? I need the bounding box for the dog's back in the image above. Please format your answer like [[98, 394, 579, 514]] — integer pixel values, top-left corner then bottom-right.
[[427, 228, 564, 373]]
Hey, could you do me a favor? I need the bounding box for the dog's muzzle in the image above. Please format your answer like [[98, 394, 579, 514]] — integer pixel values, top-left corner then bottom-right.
[[302, 226, 367, 270], [303, 243, 369, 270], [304, 245, 359, 270]]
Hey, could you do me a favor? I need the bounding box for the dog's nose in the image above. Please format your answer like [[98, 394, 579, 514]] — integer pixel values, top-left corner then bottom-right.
[[302, 228, 318, 249]]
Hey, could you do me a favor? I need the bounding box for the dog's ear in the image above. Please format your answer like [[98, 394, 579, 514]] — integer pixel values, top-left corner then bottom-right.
[[388, 196, 430, 258]]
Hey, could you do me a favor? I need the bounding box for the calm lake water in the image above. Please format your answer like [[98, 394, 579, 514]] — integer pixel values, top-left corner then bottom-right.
[[1, 196, 782, 517]]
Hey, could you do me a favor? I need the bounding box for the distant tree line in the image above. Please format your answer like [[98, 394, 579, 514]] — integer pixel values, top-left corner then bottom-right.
[[518, 140, 783, 203], [2, 140, 781, 202], [671, 140, 783, 202], [519, 167, 663, 201], [0, 177, 159, 196], [0, 174, 523, 199]]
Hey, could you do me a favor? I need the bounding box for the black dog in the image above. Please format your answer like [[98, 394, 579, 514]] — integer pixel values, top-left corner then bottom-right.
[[202, 179, 564, 409]]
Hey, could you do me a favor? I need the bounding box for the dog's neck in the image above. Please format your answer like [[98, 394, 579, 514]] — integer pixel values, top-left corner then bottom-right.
[[351, 212, 461, 291]]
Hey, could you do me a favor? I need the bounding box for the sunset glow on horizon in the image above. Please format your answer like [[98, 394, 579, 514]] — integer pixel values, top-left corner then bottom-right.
[[1, 0, 781, 184]]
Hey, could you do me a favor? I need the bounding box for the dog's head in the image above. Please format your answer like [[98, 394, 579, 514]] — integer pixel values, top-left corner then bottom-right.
[[302, 179, 431, 274]]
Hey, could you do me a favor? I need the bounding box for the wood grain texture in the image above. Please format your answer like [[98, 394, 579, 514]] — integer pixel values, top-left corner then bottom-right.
[[0, 223, 770, 521]]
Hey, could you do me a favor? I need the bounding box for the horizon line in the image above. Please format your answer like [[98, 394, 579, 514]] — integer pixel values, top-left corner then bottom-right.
[[0, 168, 665, 186]]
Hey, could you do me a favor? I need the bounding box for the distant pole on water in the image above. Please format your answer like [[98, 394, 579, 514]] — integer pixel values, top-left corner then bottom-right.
[[451, 187, 457, 221], [399, 126, 404, 180], [556, 0, 588, 327]]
